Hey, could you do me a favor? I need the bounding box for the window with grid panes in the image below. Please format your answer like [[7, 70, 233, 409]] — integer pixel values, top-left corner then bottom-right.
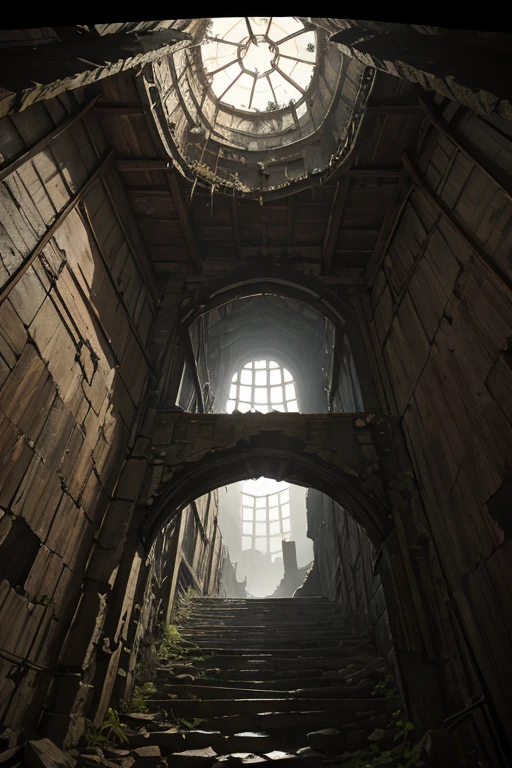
[[226, 359, 298, 413], [241, 480, 291, 559]]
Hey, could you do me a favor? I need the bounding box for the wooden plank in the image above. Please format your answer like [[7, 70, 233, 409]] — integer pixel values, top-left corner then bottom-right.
[[402, 151, 512, 296], [418, 97, 512, 203], [116, 159, 172, 172], [167, 171, 202, 273], [322, 176, 351, 276], [0, 95, 101, 183], [0, 150, 115, 305]]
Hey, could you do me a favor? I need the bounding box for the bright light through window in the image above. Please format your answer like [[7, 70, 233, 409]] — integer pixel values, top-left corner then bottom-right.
[[202, 17, 316, 112], [226, 360, 299, 413], [241, 477, 291, 560]]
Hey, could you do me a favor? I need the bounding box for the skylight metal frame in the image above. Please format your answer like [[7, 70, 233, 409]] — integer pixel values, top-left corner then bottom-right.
[[201, 17, 316, 113]]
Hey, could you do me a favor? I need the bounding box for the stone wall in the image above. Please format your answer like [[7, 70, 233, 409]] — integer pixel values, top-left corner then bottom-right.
[[307, 490, 392, 660], [361, 97, 512, 753], [0, 87, 158, 743]]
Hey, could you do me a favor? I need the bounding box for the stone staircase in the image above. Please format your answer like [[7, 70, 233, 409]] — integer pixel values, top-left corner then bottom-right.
[[112, 597, 406, 767]]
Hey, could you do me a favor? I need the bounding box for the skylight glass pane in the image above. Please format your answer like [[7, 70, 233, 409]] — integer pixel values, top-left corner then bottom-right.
[[243, 521, 253, 534], [296, 102, 307, 119], [242, 536, 252, 550], [242, 507, 253, 520], [255, 370, 267, 386], [281, 503, 290, 517], [240, 369, 252, 385], [287, 400, 299, 412], [229, 384, 237, 399], [256, 403, 269, 413], [269, 521, 280, 535], [223, 72, 255, 110], [254, 387, 268, 404], [269, 70, 301, 106], [239, 385, 252, 401], [270, 369, 281, 385], [283, 369, 293, 382], [254, 360, 266, 369], [255, 522, 266, 536], [280, 489, 289, 503], [272, 403, 285, 412], [269, 506, 280, 521], [285, 383, 296, 401], [271, 387, 283, 404], [282, 518, 291, 533], [238, 401, 252, 413], [255, 508, 266, 522], [255, 538, 268, 554], [226, 399, 236, 412], [269, 360, 279, 369], [256, 496, 266, 508]]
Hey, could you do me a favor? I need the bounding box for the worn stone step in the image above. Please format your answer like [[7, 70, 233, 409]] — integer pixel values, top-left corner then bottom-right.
[[181, 622, 361, 642], [152, 696, 391, 718], [160, 684, 377, 700], [198, 710, 371, 735], [127, 729, 304, 755]]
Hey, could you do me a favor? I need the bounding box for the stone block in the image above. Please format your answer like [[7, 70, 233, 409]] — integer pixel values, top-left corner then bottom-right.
[[307, 728, 347, 752]]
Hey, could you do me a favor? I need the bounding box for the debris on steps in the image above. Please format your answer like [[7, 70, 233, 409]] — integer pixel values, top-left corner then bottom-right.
[[75, 598, 432, 767]]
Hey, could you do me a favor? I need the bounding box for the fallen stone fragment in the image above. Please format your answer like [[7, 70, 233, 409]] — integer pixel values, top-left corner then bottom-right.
[[133, 746, 161, 757], [307, 729, 346, 753], [25, 739, 77, 768], [169, 746, 218, 768]]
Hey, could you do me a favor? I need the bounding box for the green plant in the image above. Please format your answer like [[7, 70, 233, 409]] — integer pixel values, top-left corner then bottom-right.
[[176, 717, 205, 729], [99, 708, 129, 745], [119, 682, 157, 713], [84, 720, 107, 748], [159, 624, 187, 660]]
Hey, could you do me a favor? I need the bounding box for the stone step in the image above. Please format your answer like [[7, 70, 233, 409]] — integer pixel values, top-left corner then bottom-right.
[[191, 648, 373, 661], [160, 684, 377, 700], [151, 696, 392, 718], [198, 710, 377, 735]]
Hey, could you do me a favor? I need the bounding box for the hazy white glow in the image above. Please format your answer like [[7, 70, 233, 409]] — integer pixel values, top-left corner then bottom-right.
[[243, 477, 288, 495], [202, 17, 316, 112], [226, 360, 298, 414]]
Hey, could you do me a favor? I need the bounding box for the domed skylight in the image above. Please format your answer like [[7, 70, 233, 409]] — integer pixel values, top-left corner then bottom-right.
[[201, 17, 316, 112]]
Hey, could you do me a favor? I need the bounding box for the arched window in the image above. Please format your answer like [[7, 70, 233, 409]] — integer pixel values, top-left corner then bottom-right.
[[226, 359, 298, 413], [241, 478, 291, 560]]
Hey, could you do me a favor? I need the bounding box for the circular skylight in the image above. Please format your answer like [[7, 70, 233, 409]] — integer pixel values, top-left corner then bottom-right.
[[201, 17, 316, 112]]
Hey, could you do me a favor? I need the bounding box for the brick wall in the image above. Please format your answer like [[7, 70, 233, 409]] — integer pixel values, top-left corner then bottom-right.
[[0, 88, 158, 740], [363, 98, 512, 748]]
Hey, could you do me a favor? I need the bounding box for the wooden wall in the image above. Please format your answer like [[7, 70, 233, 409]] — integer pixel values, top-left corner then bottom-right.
[[362, 98, 512, 750], [0, 88, 158, 738]]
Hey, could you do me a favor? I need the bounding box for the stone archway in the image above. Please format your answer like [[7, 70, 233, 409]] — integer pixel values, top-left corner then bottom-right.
[[142, 411, 396, 547], [178, 264, 378, 411]]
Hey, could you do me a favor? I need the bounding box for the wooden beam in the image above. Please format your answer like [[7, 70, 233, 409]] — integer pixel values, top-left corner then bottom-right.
[[402, 151, 512, 296], [179, 327, 205, 413], [418, 96, 512, 203], [115, 159, 172, 172], [0, 149, 115, 305], [232, 192, 242, 259], [348, 166, 402, 177], [322, 176, 351, 275], [287, 196, 295, 249], [365, 103, 422, 115], [365, 169, 413, 286], [94, 101, 144, 116], [0, 94, 101, 183], [167, 171, 202, 274]]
